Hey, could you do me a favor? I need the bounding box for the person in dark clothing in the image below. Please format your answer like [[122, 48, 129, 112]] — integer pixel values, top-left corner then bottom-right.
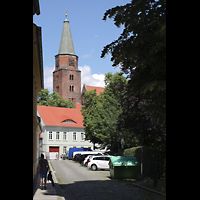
[[37, 154, 49, 190], [47, 171, 55, 187]]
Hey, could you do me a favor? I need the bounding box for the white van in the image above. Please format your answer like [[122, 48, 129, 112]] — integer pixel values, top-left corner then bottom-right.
[[73, 151, 103, 160]]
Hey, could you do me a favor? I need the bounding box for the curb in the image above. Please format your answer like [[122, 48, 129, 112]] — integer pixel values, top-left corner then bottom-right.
[[131, 183, 166, 196], [49, 161, 65, 200], [49, 161, 58, 184], [49, 161, 81, 200]]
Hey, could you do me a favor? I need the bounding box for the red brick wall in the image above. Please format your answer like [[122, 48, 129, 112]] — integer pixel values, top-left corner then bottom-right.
[[53, 54, 81, 104], [55, 54, 78, 70]]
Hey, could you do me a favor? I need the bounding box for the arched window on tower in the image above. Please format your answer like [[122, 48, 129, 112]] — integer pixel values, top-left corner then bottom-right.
[[69, 85, 74, 91], [69, 74, 74, 80], [56, 86, 59, 93]]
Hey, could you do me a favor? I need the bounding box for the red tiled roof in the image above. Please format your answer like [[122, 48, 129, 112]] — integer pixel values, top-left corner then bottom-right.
[[37, 104, 84, 128], [85, 85, 104, 95]]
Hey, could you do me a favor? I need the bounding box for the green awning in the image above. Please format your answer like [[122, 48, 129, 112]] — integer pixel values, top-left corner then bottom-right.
[[109, 156, 138, 167]]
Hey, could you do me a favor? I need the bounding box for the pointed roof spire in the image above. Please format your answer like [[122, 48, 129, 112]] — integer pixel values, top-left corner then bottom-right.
[[58, 12, 75, 55], [64, 13, 68, 21], [64, 9, 68, 22]]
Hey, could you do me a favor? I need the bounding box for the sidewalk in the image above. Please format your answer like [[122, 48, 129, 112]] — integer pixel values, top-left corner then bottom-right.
[[33, 161, 65, 200], [33, 182, 62, 200]]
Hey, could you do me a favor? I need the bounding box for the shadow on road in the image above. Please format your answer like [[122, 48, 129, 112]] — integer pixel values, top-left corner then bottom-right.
[[58, 179, 165, 200]]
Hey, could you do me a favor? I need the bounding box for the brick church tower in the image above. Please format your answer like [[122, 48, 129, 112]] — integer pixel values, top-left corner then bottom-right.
[[53, 13, 81, 105]]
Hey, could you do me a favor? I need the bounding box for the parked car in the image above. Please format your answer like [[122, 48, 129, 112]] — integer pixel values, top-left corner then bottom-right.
[[83, 155, 94, 167], [81, 154, 102, 166], [73, 153, 81, 162], [79, 154, 91, 165], [80, 153, 103, 165], [88, 155, 111, 171], [73, 151, 103, 161]]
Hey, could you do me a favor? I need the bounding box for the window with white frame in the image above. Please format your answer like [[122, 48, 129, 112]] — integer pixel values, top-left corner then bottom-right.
[[63, 132, 67, 140], [81, 133, 85, 141], [73, 132, 77, 141], [49, 131, 53, 140], [56, 132, 60, 140]]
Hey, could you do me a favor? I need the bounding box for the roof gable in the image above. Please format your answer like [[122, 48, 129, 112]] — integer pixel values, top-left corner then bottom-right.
[[85, 85, 104, 95]]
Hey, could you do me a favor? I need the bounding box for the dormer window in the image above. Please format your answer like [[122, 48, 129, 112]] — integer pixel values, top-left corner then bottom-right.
[[61, 119, 77, 124]]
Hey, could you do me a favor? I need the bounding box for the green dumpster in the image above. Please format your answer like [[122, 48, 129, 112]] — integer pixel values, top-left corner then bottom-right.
[[109, 156, 139, 179]]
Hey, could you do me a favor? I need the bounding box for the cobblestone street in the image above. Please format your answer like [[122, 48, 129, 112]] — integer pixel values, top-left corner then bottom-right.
[[51, 160, 164, 200]]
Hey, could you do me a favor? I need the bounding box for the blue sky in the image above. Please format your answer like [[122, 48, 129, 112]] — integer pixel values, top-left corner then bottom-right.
[[33, 0, 129, 93]]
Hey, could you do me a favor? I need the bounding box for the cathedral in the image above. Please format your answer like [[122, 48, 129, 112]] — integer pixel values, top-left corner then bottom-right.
[[53, 13, 81, 105], [53, 13, 104, 105]]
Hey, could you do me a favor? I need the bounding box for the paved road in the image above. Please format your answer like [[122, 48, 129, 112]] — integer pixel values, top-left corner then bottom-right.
[[51, 160, 163, 200]]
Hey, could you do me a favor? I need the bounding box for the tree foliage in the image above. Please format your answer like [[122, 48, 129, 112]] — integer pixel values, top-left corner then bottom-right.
[[101, 0, 166, 185], [101, 0, 166, 119], [81, 73, 127, 151], [37, 89, 75, 108], [81, 89, 103, 145], [101, 0, 166, 148]]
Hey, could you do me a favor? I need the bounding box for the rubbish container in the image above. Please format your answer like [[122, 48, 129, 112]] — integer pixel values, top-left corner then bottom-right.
[[109, 156, 139, 179]]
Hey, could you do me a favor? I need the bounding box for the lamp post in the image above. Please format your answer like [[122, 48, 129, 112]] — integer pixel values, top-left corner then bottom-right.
[[136, 146, 143, 178], [137, 131, 144, 179], [140, 146, 143, 178]]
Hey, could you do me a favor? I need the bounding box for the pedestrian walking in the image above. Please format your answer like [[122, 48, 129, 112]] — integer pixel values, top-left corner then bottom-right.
[[37, 153, 49, 190]]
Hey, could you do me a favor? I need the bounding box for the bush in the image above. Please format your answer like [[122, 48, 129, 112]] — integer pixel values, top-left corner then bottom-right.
[[123, 146, 153, 179], [123, 146, 140, 156]]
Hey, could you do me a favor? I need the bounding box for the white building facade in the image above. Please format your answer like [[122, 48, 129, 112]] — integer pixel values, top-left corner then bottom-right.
[[40, 125, 93, 157], [37, 105, 93, 159]]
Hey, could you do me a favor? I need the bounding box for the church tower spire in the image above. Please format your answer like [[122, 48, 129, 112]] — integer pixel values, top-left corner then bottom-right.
[[53, 13, 81, 105], [58, 13, 75, 55]]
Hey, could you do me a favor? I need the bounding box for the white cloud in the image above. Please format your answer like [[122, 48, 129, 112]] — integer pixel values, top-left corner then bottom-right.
[[79, 65, 105, 89], [81, 54, 92, 58], [43, 64, 105, 93], [44, 64, 54, 93]]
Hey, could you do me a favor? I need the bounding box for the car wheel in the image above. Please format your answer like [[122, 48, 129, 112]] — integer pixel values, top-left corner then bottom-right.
[[91, 164, 97, 171]]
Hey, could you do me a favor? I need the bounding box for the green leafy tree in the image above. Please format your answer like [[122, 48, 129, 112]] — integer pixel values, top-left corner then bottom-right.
[[101, 0, 166, 122], [37, 89, 75, 108], [81, 89, 103, 147], [37, 89, 50, 106], [101, 0, 166, 186], [81, 72, 127, 152]]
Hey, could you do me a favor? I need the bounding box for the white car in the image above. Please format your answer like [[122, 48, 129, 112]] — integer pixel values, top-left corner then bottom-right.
[[88, 155, 111, 171], [83, 155, 94, 167]]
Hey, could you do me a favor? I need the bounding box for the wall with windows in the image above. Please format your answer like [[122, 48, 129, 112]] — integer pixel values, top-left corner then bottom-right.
[[40, 126, 93, 158]]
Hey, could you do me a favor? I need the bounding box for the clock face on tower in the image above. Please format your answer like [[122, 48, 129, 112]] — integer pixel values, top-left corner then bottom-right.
[[69, 59, 75, 67]]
